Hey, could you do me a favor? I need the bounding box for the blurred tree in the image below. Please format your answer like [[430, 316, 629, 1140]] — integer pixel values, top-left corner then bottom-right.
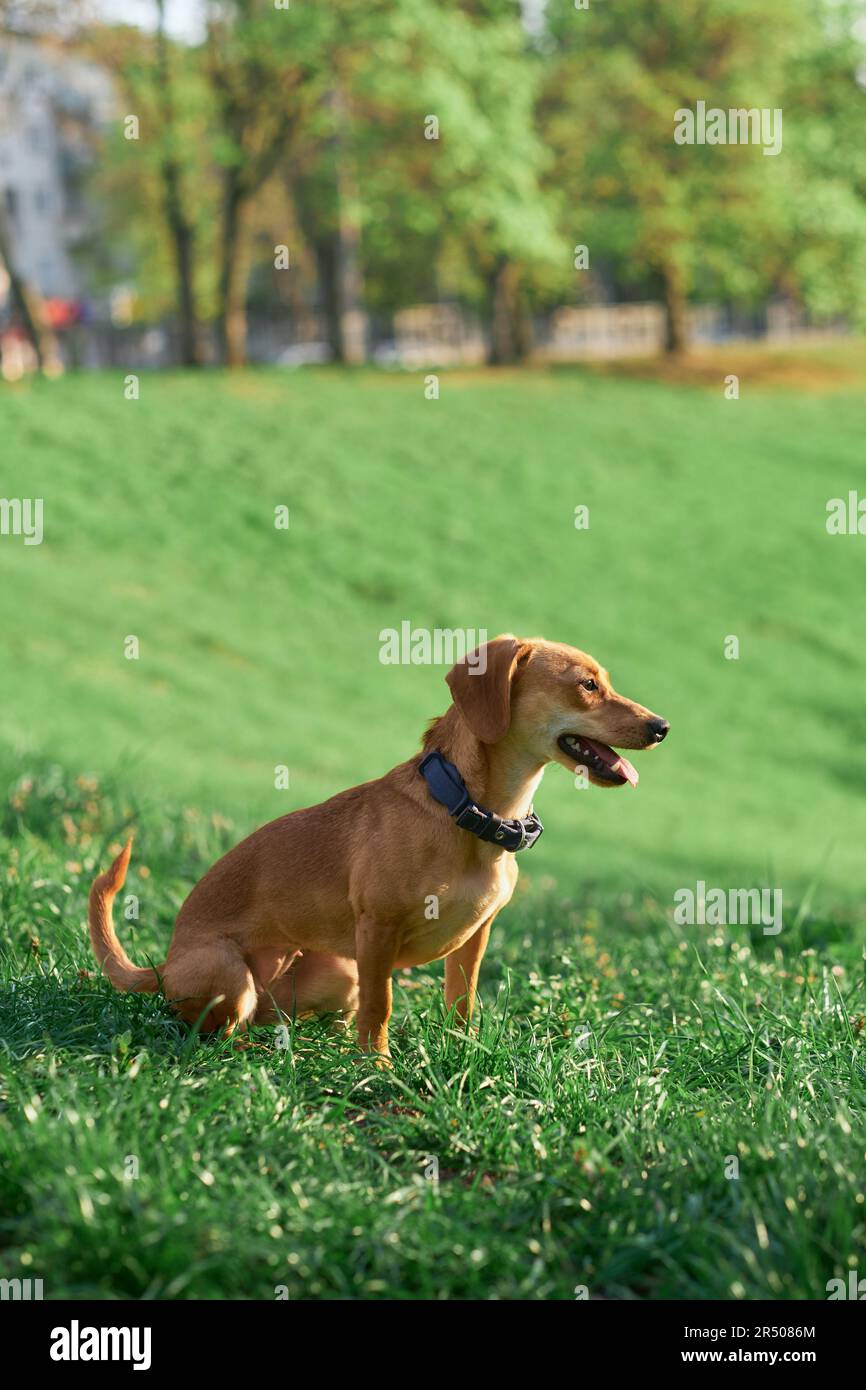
[[269, 0, 558, 364], [290, 88, 366, 364], [36, 0, 866, 368], [354, 0, 560, 362], [543, 0, 866, 353], [84, 15, 212, 363], [280, 3, 391, 364], [154, 0, 201, 364], [0, 202, 58, 369], [203, 0, 319, 366], [770, 1, 866, 330], [0, 0, 76, 369]]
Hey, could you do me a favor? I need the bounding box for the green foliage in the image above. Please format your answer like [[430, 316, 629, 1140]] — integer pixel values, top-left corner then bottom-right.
[[80, 0, 561, 326], [84, 23, 219, 320], [73, 0, 866, 337], [543, 0, 866, 320], [273, 0, 561, 313]]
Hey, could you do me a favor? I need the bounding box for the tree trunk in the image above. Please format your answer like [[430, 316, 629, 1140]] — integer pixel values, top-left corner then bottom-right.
[[217, 177, 248, 367], [332, 221, 365, 365], [327, 89, 366, 364], [661, 263, 689, 355], [0, 203, 58, 373], [155, 1, 201, 367], [288, 89, 367, 366], [311, 226, 365, 365], [160, 162, 201, 367], [310, 235, 341, 361], [487, 256, 531, 366]]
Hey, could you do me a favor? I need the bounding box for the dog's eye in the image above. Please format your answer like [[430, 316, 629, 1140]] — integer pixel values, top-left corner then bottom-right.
[[580, 678, 598, 693]]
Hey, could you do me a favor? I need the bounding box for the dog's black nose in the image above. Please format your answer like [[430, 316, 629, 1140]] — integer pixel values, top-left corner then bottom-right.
[[648, 718, 670, 743]]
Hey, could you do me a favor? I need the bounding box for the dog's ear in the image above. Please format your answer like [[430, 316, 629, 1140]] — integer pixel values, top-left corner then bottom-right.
[[446, 634, 531, 743]]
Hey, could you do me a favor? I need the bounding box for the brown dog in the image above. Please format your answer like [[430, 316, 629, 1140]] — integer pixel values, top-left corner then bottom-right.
[[88, 635, 668, 1057]]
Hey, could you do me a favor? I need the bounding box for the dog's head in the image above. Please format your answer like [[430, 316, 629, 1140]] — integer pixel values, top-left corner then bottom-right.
[[446, 634, 668, 788]]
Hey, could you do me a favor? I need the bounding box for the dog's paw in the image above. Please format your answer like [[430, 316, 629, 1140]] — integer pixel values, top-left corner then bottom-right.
[[356, 1049, 393, 1070]]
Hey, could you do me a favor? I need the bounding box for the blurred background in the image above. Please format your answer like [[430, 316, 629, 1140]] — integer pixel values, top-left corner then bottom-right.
[[2, 0, 866, 920], [3, 0, 866, 373]]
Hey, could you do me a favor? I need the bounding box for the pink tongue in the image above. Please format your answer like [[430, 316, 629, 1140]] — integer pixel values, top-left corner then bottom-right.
[[582, 737, 639, 788]]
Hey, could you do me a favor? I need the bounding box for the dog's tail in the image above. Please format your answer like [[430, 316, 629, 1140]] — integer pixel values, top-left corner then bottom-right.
[[88, 838, 159, 994]]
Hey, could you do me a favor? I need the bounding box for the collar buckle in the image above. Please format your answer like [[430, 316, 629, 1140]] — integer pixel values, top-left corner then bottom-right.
[[420, 751, 543, 854], [455, 804, 488, 835]]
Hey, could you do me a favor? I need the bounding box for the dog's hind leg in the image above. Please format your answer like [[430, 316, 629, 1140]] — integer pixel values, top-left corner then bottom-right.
[[255, 952, 359, 1023], [163, 937, 258, 1036]]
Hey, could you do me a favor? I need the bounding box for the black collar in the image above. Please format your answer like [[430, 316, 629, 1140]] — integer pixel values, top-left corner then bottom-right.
[[418, 750, 544, 853]]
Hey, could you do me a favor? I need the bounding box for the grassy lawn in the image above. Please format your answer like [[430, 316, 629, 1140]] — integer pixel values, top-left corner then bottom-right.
[[0, 767, 863, 1299], [2, 356, 866, 904], [1, 355, 865, 1298]]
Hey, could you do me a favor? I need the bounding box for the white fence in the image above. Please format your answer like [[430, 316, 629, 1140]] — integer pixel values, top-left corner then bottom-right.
[[392, 300, 848, 367], [10, 298, 847, 374]]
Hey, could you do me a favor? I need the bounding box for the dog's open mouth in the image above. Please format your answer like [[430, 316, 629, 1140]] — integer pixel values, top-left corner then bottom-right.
[[557, 734, 639, 787]]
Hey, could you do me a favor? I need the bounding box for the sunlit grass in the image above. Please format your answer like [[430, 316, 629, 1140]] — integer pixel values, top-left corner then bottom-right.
[[1, 362, 865, 908], [1, 359, 865, 1298], [0, 763, 863, 1298]]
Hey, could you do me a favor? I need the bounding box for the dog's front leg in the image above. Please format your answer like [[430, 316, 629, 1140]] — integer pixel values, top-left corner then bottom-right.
[[355, 913, 395, 1059], [444, 913, 496, 1022]]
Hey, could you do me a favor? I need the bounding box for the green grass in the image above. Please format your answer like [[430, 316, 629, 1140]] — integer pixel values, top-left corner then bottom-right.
[[0, 764, 864, 1299], [1, 360, 866, 904], [1, 357, 865, 1299]]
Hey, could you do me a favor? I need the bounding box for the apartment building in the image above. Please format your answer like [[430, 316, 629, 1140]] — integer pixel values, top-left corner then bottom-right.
[[0, 33, 112, 301]]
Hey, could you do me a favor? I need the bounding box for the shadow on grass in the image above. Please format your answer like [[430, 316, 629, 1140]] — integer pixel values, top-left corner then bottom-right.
[[541, 341, 866, 392], [0, 968, 365, 1074], [0, 973, 186, 1061]]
